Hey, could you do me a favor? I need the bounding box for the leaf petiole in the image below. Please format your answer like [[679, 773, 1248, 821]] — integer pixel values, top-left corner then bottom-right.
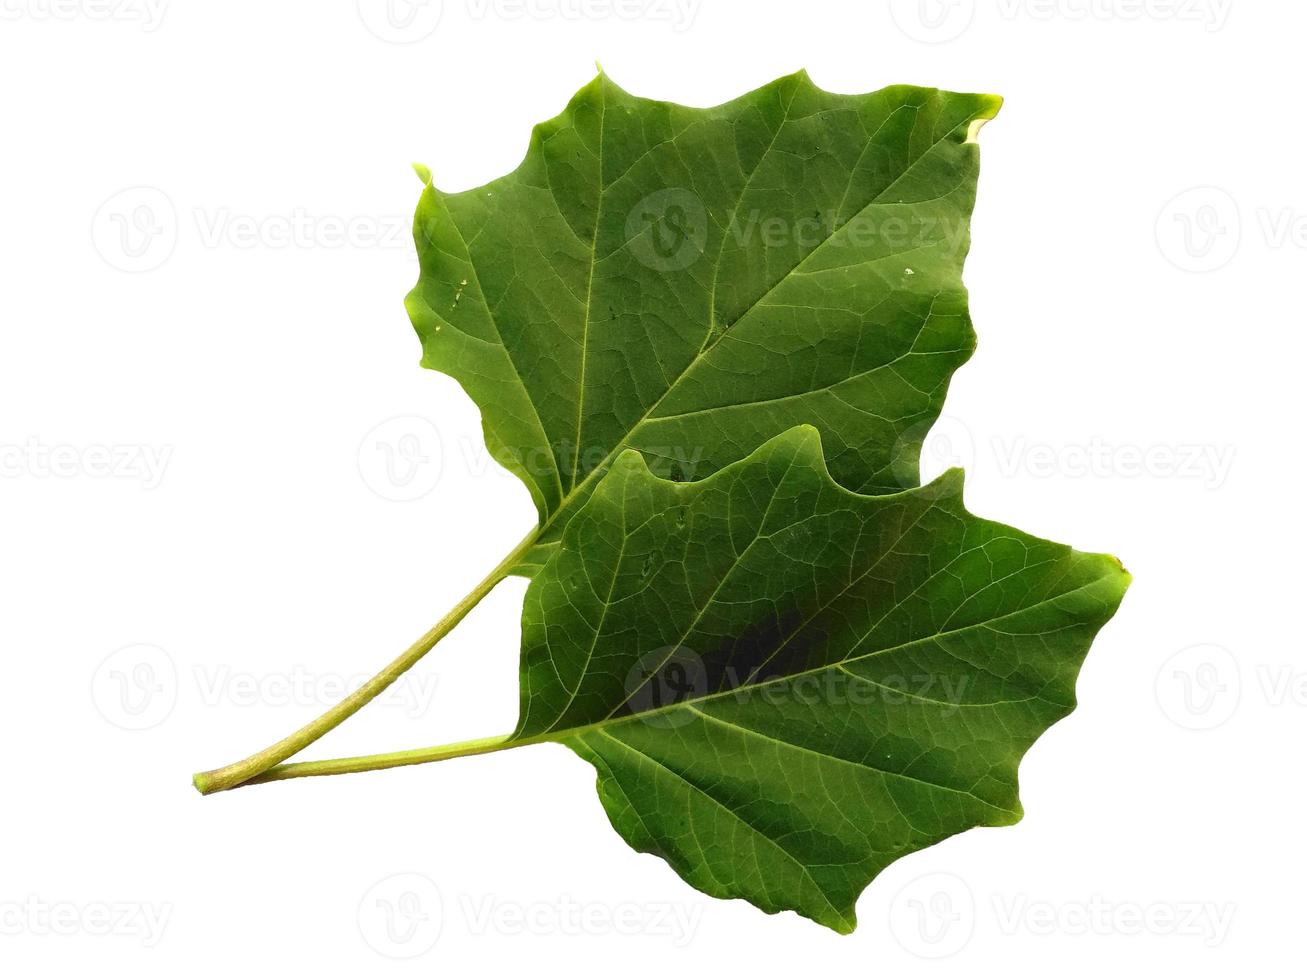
[[191, 527, 540, 795], [232, 732, 532, 788]]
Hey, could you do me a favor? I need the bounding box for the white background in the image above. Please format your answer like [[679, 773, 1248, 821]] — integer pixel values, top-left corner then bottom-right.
[[0, 0, 1293, 974]]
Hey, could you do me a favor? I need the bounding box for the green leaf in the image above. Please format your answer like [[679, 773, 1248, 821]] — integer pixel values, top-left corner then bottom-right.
[[406, 71, 1001, 571], [513, 426, 1129, 932]]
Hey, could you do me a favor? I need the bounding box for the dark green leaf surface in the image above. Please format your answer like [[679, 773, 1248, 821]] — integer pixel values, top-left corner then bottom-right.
[[406, 72, 1001, 569], [514, 426, 1129, 931]]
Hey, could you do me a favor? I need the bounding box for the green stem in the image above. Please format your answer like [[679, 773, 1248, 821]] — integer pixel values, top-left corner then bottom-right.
[[240, 732, 532, 786], [191, 528, 539, 795], [235, 736, 551, 789]]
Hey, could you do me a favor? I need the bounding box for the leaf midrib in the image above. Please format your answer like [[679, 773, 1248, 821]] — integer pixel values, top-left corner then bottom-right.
[[570, 79, 608, 493], [520, 572, 1105, 748]]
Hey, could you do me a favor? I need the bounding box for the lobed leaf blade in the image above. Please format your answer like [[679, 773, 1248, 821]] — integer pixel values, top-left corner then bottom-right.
[[406, 72, 1002, 567], [516, 426, 1129, 931]]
